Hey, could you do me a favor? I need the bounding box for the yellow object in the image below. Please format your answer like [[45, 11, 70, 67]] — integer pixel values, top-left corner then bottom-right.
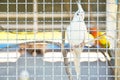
[[98, 32, 110, 48], [0, 31, 94, 41], [0, 31, 62, 40]]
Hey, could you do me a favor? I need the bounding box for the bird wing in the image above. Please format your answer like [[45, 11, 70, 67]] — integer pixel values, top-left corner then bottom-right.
[[67, 22, 87, 46], [99, 35, 110, 48]]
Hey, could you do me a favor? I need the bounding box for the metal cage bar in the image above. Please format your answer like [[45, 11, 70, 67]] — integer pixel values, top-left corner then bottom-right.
[[0, 0, 117, 80]]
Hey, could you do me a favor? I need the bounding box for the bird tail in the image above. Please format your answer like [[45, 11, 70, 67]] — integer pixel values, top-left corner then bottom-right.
[[73, 47, 83, 80]]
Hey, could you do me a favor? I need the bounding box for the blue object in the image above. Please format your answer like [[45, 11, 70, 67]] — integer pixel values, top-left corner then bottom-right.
[[0, 44, 18, 49], [116, 0, 119, 4], [64, 43, 89, 49], [46, 43, 61, 49], [0, 43, 93, 51], [64, 43, 70, 48]]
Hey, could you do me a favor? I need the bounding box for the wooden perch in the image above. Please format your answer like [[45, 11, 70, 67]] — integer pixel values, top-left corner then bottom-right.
[[61, 28, 73, 80], [90, 45, 114, 74]]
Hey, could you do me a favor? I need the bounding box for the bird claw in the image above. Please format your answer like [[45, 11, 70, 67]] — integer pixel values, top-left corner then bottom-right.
[[80, 42, 85, 47], [73, 42, 85, 48]]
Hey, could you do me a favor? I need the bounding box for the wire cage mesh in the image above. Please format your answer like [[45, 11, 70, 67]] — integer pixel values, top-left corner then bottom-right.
[[0, 0, 118, 80]]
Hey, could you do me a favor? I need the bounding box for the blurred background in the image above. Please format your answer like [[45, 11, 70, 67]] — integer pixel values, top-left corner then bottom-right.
[[0, 0, 106, 30], [0, 0, 119, 80]]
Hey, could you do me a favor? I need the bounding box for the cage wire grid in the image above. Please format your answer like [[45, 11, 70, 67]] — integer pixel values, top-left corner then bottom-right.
[[0, 0, 117, 80]]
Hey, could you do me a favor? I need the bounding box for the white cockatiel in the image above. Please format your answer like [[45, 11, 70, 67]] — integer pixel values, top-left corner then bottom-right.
[[66, 1, 89, 80]]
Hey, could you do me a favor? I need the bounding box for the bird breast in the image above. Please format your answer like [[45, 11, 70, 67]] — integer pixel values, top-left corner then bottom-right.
[[67, 22, 87, 45]]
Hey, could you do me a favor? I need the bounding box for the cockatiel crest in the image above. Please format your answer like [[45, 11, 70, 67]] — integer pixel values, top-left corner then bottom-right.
[[73, 2, 85, 22]]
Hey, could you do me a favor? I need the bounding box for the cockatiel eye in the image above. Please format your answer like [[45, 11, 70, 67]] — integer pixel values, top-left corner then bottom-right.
[[77, 13, 79, 15]]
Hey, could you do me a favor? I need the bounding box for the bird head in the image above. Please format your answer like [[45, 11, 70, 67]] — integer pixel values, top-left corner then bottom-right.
[[72, 1, 85, 22], [89, 27, 99, 38]]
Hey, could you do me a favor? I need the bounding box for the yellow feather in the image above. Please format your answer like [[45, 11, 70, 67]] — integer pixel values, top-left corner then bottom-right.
[[99, 32, 110, 48]]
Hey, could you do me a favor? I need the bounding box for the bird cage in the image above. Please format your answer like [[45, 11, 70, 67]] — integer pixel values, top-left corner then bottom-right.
[[0, 0, 119, 80]]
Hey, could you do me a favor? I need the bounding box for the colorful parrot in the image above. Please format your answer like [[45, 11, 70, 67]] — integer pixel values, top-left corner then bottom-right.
[[89, 26, 113, 64], [89, 27, 110, 48], [66, 1, 88, 80]]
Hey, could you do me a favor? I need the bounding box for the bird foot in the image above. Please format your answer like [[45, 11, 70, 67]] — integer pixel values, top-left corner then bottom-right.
[[80, 42, 85, 47], [73, 42, 85, 48]]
